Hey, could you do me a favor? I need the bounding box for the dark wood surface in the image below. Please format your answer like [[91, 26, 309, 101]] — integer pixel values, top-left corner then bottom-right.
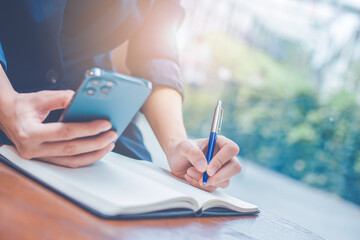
[[0, 161, 323, 240]]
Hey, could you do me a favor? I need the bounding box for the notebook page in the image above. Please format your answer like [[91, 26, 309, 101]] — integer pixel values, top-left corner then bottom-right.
[[203, 191, 258, 212], [0, 146, 198, 215], [108, 154, 223, 207], [111, 154, 258, 212]]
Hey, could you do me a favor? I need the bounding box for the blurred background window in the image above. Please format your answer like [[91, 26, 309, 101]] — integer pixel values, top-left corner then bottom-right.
[[177, 0, 360, 238]]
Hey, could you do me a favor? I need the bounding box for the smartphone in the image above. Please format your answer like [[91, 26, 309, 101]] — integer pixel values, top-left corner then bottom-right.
[[59, 68, 152, 137]]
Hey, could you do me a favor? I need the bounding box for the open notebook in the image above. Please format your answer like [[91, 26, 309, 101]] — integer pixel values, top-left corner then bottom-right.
[[0, 145, 259, 219]]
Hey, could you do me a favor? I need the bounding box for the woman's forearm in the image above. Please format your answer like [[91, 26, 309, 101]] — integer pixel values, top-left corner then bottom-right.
[[0, 66, 17, 130], [0, 65, 17, 102], [141, 86, 187, 157]]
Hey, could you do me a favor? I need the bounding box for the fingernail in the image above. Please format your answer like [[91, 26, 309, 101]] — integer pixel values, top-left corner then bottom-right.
[[195, 160, 207, 172], [208, 166, 218, 176], [107, 143, 115, 153], [187, 168, 200, 179], [101, 122, 112, 131], [109, 132, 118, 142]]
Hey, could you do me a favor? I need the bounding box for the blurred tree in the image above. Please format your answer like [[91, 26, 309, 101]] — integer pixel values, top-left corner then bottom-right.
[[183, 33, 360, 205]]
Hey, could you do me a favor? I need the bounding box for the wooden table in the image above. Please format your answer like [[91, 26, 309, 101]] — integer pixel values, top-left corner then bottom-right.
[[0, 161, 323, 240]]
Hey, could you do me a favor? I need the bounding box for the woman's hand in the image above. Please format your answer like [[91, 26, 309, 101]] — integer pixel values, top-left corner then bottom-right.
[[167, 136, 241, 192], [140, 85, 241, 192], [0, 90, 116, 167]]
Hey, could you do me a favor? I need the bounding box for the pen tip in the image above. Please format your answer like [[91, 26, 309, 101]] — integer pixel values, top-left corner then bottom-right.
[[202, 182, 206, 187]]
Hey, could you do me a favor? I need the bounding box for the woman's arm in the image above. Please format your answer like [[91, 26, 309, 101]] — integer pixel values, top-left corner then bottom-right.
[[142, 86, 241, 192], [141, 86, 187, 156], [0, 64, 17, 102]]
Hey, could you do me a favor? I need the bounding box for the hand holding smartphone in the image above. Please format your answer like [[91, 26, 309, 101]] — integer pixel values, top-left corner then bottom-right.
[[60, 68, 152, 140]]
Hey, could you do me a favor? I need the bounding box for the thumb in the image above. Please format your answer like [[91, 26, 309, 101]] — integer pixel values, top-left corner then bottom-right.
[[179, 139, 207, 172], [37, 90, 75, 111]]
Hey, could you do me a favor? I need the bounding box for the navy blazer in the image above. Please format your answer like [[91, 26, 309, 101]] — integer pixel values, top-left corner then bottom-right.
[[0, 0, 184, 160]]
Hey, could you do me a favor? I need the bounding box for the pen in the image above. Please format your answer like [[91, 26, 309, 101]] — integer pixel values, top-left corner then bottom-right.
[[203, 100, 224, 187]]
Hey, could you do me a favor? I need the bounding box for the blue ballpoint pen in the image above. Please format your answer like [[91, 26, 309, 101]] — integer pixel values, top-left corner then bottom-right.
[[203, 100, 224, 186]]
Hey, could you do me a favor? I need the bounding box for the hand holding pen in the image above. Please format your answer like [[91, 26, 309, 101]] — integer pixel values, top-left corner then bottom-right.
[[169, 100, 242, 192]]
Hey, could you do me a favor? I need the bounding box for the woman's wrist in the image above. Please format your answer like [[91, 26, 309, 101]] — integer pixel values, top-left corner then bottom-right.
[[0, 88, 17, 105], [164, 134, 187, 158], [0, 66, 18, 132], [0, 66, 17, 104]]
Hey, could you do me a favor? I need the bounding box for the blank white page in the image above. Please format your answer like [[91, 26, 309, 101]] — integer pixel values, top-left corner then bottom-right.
[[114, 154, 258, 212]]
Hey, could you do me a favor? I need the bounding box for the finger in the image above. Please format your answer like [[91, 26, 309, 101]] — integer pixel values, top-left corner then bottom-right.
[[37, 120, 112, 142], [38, 130, 118, 158], [186, 167, 202, 180], [193, 138, 209, 152], [217, 180, 230, 188], [184, 174, 216, 192], [37, 143, 115, 168], [206, 157, 241, 187], [199, 178, 230, 188], [197, 175, 230, 189], [178, 139, 207, 172], [207, 136, 240, 176], [36, 90, 75, 112]]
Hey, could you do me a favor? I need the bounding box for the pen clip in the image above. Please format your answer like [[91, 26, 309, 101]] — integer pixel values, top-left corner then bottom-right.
[[217, 107, 224, 133]]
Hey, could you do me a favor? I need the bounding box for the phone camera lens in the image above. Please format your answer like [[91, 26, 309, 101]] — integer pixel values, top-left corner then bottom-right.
[[101, 86, 111, 95], [85, 88, 96, 96], [105, 81, 114, 87], [90, 79, 101, 87]]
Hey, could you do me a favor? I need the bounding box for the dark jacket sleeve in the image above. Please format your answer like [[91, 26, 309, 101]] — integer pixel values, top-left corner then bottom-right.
[[0, 42, 6, 71], [126, 0, 185, 97]]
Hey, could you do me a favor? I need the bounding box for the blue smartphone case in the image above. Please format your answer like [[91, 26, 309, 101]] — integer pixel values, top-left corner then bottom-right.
[[59, 68, 152, 137]]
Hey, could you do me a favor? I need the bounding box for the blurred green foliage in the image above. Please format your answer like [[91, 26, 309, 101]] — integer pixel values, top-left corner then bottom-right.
[[183, 33, 360, 205]]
